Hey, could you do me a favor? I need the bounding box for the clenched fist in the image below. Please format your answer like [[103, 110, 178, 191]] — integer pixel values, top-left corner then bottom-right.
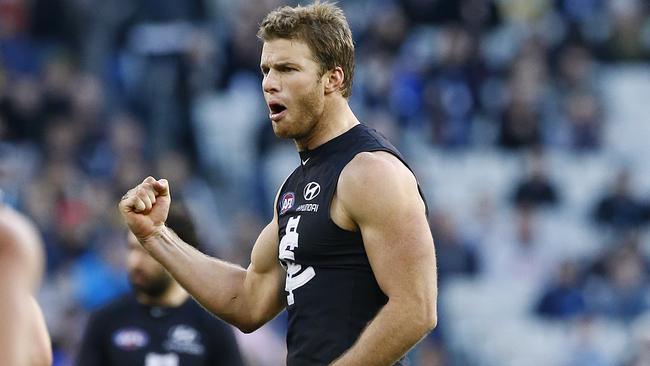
[[118, 176, 171, 241]]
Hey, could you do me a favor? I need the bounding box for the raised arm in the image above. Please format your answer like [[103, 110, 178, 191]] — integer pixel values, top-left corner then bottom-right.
[[332, 152, 437, 366], [119, 177, 286, 333]]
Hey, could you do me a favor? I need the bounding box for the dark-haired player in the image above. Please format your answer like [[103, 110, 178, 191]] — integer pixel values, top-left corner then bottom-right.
[[77, 200, 243, 366]]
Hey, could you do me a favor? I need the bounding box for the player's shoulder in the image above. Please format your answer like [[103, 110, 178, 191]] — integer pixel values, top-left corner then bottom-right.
[[0, 205, 42, 258], [0, 205, 45, 291], [337, 151, 422, 219], [339, 151, 412, 191], [0, 205, 36, 234]]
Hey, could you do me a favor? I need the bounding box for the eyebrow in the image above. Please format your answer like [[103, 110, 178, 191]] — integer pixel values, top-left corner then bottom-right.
[[260, 61, 301, 70]]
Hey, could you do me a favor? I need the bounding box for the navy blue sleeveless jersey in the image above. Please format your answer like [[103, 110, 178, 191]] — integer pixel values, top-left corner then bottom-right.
[[76, 295, 243, 366], [276, 123, 425, 366]]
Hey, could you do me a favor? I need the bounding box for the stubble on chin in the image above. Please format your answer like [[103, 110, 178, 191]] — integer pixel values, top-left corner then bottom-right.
[[272, 86, 323, 141], [272, 117, 308, 140], [271, 122, 293, 139]]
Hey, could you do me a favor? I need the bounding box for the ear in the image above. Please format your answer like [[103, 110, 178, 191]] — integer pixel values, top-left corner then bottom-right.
[[323, 66, 345, 95]]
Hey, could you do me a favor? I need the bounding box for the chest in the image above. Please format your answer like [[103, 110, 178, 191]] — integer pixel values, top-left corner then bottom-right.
[[106, 316, 209, 365], [277, 163, 363, 267]]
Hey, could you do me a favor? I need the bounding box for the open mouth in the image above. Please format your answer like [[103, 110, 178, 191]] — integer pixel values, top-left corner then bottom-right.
[[269, 102, 287, 121]]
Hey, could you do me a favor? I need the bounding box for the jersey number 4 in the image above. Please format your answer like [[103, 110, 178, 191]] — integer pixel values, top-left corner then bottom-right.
[[279, 216, 316, 305]]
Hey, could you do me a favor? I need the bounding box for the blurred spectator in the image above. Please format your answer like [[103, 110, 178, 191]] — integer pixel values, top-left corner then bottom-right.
[[555, 43, 599, 92], [592, 168, 647, 230], [496, 37, 551, 150], [427, 25, 484, 147], [482, 207, 561, 289], [564, 316, 611, 366], [429, 211, 479, 284], [28, 0, 76, 47], [80, 112, 144, 179], [399, 0, 501, 27], [399, 0, 455, 24], [554, 0, 607, 45], [117, 0, 215, 160], [511, 150, 560, 209], [40, 56, 74, 121], [625, 312, 650, 366], [535, 260, 586, 319], [459, 0, 501, 34], [0, 75, 43, 141], [585, 245, 650, 322], [0, 0, 40, 75], [599, 0, 650, 61], [497, 94, 543, 150], [218, 1, 280, 87], [363, 3, 409, 54], [496, 0, 552, 24], [562, 90, 603, 151], [550, 41, 604, 153]]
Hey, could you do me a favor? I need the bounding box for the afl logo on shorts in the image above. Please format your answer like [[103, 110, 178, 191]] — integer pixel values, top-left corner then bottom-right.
[[280, 192, 295, 215], [303, 182, 320, 201]]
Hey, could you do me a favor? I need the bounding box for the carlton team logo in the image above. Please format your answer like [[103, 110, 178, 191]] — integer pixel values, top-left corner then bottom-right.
[[279, 192, 295, 215]]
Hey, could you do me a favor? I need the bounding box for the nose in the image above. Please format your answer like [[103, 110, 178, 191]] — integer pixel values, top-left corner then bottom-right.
[[262, 70, 280, 94]]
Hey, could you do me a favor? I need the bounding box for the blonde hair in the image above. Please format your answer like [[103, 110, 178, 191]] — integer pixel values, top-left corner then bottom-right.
[[257, 1, 355, 98]]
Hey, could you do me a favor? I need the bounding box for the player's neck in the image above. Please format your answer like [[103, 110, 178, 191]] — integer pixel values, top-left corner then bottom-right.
[[137, 282, 189, 307], [296, 97, 359, 151]]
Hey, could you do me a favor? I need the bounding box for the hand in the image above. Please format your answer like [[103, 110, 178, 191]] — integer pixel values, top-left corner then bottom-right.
[[118, 176, 171, 241]]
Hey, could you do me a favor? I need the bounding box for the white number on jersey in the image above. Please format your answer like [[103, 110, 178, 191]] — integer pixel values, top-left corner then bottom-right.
[[278, 215, 316, 305], [145, 353, 179, 366]]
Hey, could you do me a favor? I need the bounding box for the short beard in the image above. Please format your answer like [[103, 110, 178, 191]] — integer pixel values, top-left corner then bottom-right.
[[129, 272, 173, 298], [273, 80, 324, 141]]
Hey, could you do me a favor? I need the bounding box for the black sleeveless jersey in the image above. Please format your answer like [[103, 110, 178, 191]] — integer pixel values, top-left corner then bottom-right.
[[276, 124, 424, 366], [76, 295, 243, 366]]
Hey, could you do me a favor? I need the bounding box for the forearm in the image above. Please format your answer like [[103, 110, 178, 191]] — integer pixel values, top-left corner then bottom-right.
[[140, 226, 253, 328], [331, 299, 436, 366]]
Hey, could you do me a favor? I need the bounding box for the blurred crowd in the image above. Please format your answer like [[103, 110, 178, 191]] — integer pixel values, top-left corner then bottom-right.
[[2, 0, 650, 365]]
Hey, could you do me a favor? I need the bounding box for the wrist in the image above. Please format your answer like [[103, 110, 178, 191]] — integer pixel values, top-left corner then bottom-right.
[[138, 225, 167, 248]]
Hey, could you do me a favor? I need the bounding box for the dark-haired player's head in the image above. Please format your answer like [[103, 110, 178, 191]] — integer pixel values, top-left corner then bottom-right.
[[126, 199, 199, 299], [257, 2, 355, 141]]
